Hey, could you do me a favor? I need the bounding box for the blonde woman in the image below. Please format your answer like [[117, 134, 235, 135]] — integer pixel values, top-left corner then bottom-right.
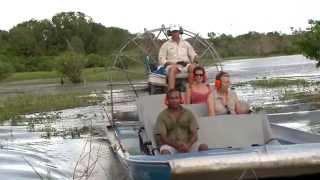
[[212, 71, 240, 115]]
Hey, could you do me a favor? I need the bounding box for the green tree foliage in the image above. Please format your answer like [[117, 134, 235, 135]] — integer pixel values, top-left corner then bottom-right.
[[86, 54, 107, 67], [0, 55, 26, 72], [7, 19, 54, 56], [0, 11, 132, 73], [56, 52, 87, 83], [51, 12, 93, 53], [25, 56, 56, 71], [209, 31, 298, 58], [295, 20, 320, 67], [0, 30, 10, 55], [0, 60, 14, 80], [69, 36, 85, 53], [8, 24, 37, 56], [96, 27, 131, 55], [0, 11, 301, 75], [50, 12, 130, 55]]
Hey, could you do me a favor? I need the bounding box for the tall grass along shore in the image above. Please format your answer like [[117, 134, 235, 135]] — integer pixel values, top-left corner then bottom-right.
[[0, 92, 104, 122]]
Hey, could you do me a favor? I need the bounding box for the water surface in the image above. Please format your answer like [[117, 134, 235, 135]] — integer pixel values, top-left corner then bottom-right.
[[1, 55, 320, 179]]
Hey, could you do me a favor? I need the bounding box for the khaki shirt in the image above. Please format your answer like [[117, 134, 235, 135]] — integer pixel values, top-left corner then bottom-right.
[[213, 88, 239, 115], [158, 39, 197, 65], [155, 108, 198, 146]]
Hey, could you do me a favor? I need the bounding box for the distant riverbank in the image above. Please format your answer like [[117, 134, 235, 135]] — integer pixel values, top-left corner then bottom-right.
[[1, 55, 319, 122], [222, 53, 299, 61]]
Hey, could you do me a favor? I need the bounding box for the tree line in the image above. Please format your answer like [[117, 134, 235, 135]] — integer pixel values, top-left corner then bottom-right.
[[0, 12, 132, 82], [0, 11, 317, 83], [208, 31, 298, 58], [294, 20, 320, 67]]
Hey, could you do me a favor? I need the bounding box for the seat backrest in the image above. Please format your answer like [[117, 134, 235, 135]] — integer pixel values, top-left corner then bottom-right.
[[137, 95, 273, 149], [137, 94, 166, 146], [136, 94, 209, 146], [197, 113, 274, 148]]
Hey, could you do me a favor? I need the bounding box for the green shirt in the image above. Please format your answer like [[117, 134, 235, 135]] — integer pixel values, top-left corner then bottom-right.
[[155, 107, 199, 145]]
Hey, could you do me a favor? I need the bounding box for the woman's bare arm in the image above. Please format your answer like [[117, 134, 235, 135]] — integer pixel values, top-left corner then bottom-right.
[[207, 91, 215, 116]]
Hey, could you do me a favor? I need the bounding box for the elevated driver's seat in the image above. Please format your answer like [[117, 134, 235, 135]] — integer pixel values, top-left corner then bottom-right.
[[144, 56, 188, 94]]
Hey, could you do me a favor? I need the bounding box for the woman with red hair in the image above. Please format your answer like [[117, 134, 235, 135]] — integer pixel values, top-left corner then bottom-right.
[[185, 66, 215, 116]]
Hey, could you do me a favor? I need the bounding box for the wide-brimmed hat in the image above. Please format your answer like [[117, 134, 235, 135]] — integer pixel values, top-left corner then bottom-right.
[[167, 26, 183, 36]]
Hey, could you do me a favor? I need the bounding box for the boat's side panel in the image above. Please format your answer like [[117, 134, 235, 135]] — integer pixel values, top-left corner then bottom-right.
[[170, 167, 320, 180], [271, 124, 320, 144], [125, 143, 320, 180], [127, 160, 171, 180], [169, 143, 320, 179]]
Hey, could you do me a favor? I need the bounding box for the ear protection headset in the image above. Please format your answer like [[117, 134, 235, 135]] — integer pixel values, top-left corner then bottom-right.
[[215, 79, 222, 90], [167, 27, 184, 36], [215, 71, 228, 90]]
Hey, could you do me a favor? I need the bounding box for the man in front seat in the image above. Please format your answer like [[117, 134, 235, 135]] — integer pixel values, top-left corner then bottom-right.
[[158, 27, 198, 89], [155, 89, 208, 154]]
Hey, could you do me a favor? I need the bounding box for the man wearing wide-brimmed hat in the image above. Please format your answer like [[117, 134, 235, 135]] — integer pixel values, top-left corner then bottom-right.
[[158, 26, 198, 89]]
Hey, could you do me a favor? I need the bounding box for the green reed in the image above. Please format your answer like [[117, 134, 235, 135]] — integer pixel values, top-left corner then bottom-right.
[[0, 92, 103, 122]]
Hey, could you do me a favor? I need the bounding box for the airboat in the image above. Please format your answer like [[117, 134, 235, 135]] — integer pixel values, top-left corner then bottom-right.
[[104, 25, 320, 180]]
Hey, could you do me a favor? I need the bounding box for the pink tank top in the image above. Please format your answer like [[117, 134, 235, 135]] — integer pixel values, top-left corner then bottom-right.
[[190, 85, 211, 104]]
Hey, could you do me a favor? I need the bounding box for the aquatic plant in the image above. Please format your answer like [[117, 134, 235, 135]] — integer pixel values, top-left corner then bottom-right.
[[0, 92, 103, 122], [246, 78, 310, 88], [281, 90, 320, 103]]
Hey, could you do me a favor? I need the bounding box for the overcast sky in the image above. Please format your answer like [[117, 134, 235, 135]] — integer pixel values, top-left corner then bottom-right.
[[1, 0, 319, 36]]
